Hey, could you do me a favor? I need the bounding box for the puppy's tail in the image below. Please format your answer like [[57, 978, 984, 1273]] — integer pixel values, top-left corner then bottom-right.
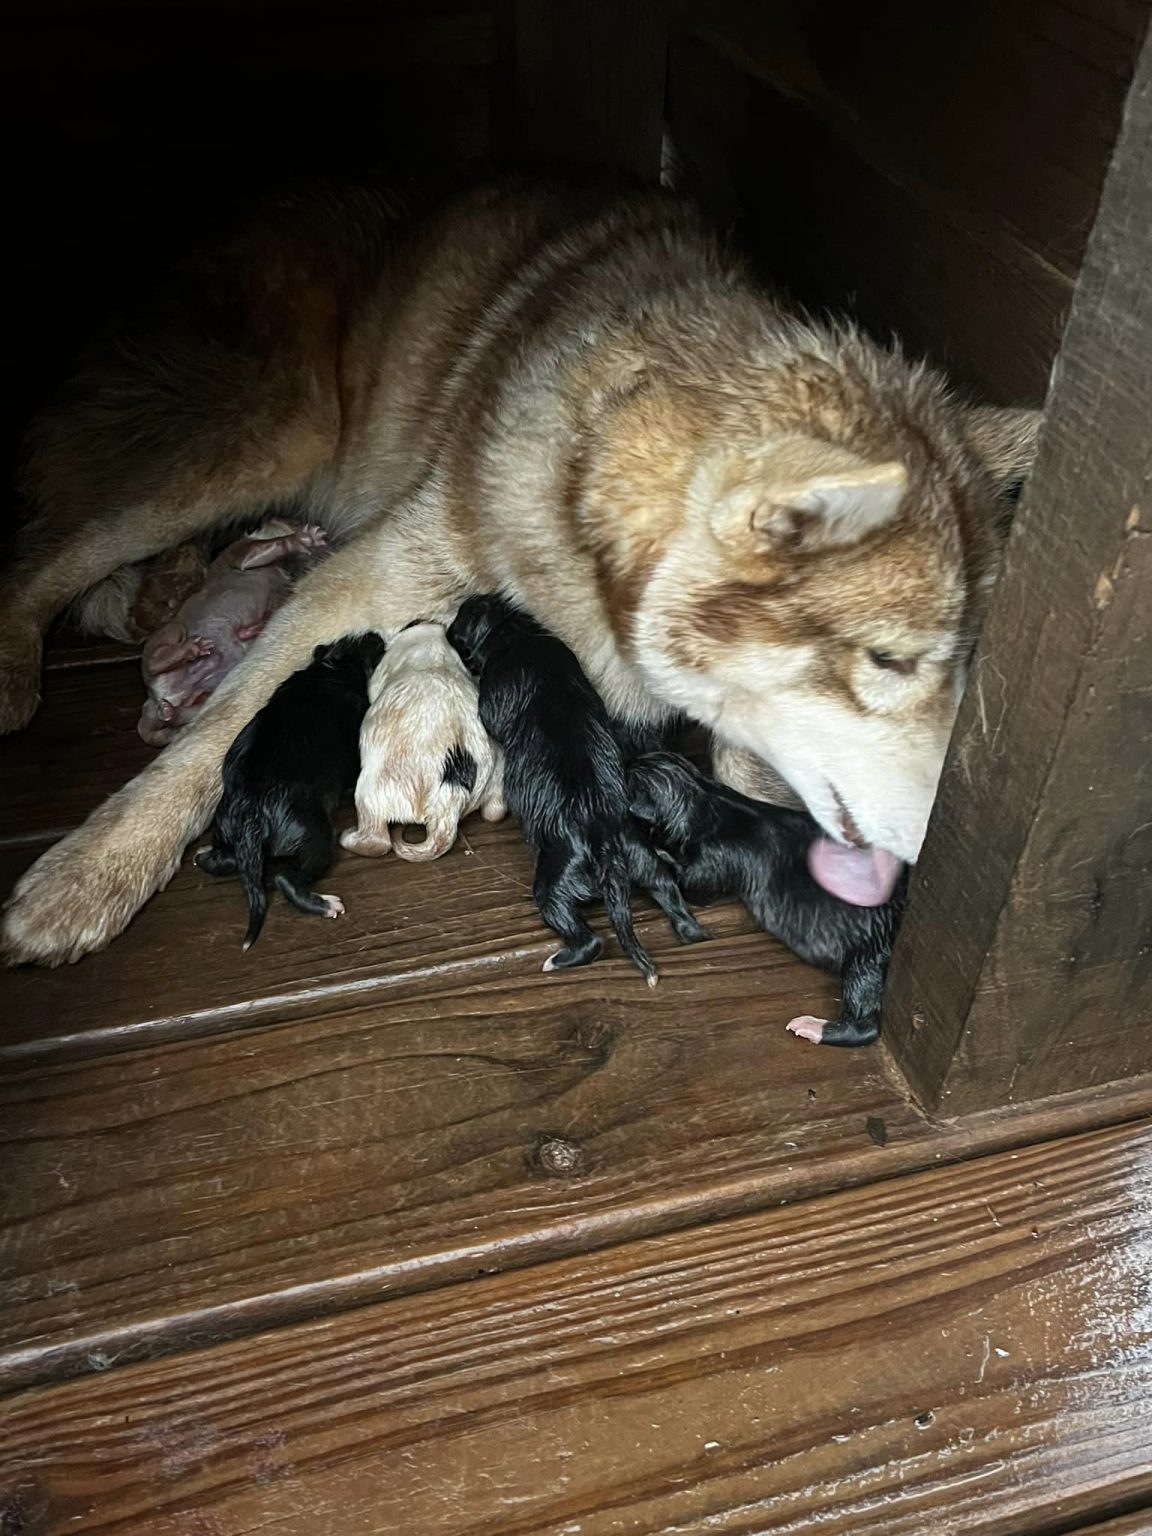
[[393, 790, 466, 863], [602, 850, 658, 988], [234, 821, 269, 950]]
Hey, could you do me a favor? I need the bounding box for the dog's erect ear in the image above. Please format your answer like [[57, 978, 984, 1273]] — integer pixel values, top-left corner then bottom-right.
[[700, 438, 907, 555], [964, 405, 1042, 490]]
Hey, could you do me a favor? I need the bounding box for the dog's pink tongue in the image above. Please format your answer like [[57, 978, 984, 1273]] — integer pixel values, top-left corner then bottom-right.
[[808, 839, 903, 907]]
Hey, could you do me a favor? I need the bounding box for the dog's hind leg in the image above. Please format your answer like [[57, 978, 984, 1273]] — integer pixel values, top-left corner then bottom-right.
[[786, 932, 890, 1048], [340, 776, 395, 856], [2, 520, 467, 967], [627, 836, 712, 946], [272, 869, 345, 922], [194, 844, 238, 877], [534, 845, 602, 974], [0, 296, 344, 733]]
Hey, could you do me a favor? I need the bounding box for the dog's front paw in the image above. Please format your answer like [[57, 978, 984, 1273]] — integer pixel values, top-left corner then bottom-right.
[[2, 813, 182, 966]]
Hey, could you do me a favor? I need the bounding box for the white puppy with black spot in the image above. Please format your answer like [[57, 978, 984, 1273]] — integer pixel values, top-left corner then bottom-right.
[[342, 621, 505, 861]]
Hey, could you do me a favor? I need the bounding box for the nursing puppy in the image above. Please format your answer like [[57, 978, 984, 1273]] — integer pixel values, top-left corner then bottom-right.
[[628, 752, 908, 1045], [1, 180, 1040, 968], [197, 633, 383, 947], [341, 621, 504, 861], [449, 596, 708, 985], [139, 521, 326, 746]]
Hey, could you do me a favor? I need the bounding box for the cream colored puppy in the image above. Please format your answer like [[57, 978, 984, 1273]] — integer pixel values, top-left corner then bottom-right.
[[341, 622, 504, 861]]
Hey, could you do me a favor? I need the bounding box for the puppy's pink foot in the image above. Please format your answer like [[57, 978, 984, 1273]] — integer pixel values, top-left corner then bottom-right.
[[295, 525, 328, 554], [319, 894, 344, 919], [787, 1014, 828, 1044], [542, 953, 561, 973]]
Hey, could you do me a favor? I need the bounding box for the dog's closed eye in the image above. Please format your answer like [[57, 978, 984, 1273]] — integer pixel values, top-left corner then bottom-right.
[[867, 649, 918, 675]]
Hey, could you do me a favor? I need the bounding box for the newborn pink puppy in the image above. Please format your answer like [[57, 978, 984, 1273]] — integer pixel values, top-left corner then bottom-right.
[[138, 521, 326, 746]]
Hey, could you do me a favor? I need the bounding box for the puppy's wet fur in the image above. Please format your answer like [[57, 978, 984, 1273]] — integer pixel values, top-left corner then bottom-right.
[[196, 633, 384, 946], [448, 596, 708, 984], [628, 751, 908, 1044]]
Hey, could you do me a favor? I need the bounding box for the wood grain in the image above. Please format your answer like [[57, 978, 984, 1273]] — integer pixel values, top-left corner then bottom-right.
[[0, 815, 763, 1058], [668, 0, 1147, 400], [677, 0, 1146, 277], [666, 31, 1072, 401], [2, 1120, 1149, 1535], [1067, 1513, 1152, 1536], [885, 25, 1152, 1111], [0, 662, 153, 848], [0, 935, 896, 1391], [505, 0, 668, 180]]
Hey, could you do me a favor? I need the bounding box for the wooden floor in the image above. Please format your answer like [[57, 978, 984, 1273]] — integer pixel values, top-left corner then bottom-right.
[[2, 647, 1152, 1534]]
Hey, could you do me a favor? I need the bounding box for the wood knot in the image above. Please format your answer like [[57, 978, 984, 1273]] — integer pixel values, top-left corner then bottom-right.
[[531, 1133, 587, 1178], [567, 1015, 615, 1068]]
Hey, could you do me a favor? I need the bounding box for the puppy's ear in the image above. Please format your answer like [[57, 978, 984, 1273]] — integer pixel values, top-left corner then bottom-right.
[[964, 405, 1042, 491], [699, 438, 907, 555]]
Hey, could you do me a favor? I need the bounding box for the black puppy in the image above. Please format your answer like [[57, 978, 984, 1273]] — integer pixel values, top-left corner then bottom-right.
[[448, 596, 708, 985], [628, 751, 908, 1044], [196, 633, 384, 947]]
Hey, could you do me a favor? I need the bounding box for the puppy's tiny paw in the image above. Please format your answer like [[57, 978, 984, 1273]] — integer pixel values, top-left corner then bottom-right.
[[319, 893, 345, 918], [340, 828, 391, 856], [298, 525, 328, 551], [786, 1014, 827, 1044]]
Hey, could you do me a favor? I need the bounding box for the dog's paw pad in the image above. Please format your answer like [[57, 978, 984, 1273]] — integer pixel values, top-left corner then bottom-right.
[[786, 1014, 827, 1044]]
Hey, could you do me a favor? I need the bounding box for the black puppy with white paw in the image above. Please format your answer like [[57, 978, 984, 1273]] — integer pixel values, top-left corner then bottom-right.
[[628, 751, 907, 1044], [196, 633, 384, 947], [448, 596, 708, 985]]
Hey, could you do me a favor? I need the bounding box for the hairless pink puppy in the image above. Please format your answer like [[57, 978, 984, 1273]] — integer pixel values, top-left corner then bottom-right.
[[138, 521, 326, 746]]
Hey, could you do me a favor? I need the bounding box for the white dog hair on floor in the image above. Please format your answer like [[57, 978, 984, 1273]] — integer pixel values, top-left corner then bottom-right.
[[341, 621, 505, 861]]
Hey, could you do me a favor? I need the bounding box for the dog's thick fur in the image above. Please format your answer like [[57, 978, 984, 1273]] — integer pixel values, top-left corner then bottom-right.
[[196, 634, 382, 947], [341, 621, 505, 861], [0, 179, 1038, 965], [628, 751, 907, 1045], [449, 596, 709, 984]]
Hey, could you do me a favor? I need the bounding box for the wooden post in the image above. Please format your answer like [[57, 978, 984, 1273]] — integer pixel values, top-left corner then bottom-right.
[[882, 27, 1152, 1116], [502, 0, 668, 182]]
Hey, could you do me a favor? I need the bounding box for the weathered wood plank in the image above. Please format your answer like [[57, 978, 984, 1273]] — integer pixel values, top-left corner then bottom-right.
[[1067, 1511, 1152, 1536], [884, 25, 1152, 1111], [2, 1120, 1149, 1534], [675, 0, 1146, 277], [0, 936, 881, 1391], [505, 0, 668, 180], [0, 819, 760, 1059], [0, 662, 152, 848], [666, 30, 1072, 400]]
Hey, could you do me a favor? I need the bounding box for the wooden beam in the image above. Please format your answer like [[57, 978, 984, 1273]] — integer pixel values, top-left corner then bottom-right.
[[883, 24, 1152, 1114], [504, 0, 668, 181]]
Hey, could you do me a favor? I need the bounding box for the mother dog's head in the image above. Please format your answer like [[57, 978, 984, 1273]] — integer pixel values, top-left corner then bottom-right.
[[623, 345, 1040, 866]]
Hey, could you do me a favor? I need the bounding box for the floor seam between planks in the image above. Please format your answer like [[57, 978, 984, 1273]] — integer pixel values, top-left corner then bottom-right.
[[5, 1106, 1150, 1400]]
